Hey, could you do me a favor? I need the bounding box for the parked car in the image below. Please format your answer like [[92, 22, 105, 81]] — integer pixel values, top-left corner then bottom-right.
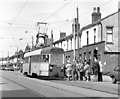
[[4, 66, 14, 71], [107, 66, 120, 84], [8, 66, 14, 71]]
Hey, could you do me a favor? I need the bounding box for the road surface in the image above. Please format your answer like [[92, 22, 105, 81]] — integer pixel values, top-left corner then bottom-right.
[[0, 70, 119, 98]]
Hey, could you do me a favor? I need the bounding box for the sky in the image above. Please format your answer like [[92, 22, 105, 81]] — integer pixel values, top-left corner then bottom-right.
[[0, 0, 119, 57]]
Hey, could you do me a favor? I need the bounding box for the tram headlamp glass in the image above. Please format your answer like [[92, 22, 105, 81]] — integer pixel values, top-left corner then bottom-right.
[[50, 67, 53, 69]]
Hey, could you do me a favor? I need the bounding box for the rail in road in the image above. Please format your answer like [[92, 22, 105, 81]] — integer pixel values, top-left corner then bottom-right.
[[0, 70, 119, 98]]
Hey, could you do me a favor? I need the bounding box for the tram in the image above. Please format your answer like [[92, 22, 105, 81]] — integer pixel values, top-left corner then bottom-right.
[[23, 47, 64, 78]]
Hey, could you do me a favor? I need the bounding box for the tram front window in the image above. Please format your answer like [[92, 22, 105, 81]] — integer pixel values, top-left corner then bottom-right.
[[42, 55, 49, 62]]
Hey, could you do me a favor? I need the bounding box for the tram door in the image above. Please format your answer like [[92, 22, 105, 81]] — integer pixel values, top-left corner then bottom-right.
[[29, 56, 31, 74]]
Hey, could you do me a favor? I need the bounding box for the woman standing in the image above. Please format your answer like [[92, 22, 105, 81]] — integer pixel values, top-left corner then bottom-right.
[[84, 62, 91, 81], [65, 60, 72, 81]]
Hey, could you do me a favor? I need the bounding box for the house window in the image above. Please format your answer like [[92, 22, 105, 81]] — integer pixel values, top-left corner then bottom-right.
[[89, 52, 91, 65], [94, 28, 96, 43], [79, 54, 82, 62], [106, 26, 113, 43], [84, 52, 86, 62], [87, 31, 89, 45]]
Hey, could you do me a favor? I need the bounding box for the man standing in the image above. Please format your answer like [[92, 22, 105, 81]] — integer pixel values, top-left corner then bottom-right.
[[93, 58, 100, 82], [79, 62, 84, 81], [71, 60, 77, 81], [98, 60, 103, 81], [76, 61, 80, 81]]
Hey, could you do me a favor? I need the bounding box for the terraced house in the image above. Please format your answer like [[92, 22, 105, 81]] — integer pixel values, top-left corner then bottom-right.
[[52, 5, 120, 73]]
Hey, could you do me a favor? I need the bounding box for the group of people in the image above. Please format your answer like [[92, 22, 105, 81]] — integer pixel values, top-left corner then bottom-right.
[[65, 58, 103, 82]]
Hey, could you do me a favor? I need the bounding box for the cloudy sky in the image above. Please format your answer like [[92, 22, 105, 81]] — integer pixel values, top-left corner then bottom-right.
[[0, 0, 119, 57]]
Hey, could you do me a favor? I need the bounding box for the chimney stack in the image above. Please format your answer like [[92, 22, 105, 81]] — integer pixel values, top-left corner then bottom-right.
[[97, 7, 100, 13], [60, 32, 66, 39], [92, 7, 101, 23]]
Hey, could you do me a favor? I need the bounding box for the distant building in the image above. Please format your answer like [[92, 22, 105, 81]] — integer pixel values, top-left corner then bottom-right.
[[46, 38, 53, 46], [60, 32, 66, 39]]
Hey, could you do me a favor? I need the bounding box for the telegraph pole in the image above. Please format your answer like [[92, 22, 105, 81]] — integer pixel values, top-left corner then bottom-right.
[[73, 18, 75, 61], [77, 7, 80, 61]]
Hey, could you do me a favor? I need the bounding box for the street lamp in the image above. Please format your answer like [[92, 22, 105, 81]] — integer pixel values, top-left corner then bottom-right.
[[1, 51, 3, 66]]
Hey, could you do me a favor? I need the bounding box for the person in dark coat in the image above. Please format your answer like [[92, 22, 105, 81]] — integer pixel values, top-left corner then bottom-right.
[[98, 60, 103, 81], [93, 58, 100, 82], [71, 60, 77, 81]]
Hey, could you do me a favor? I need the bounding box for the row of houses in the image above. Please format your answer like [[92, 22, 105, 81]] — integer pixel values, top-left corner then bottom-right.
[[51, 4, 120, 73]]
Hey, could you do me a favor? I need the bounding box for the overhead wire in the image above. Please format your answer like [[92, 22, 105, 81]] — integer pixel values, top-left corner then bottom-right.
[[28, 0, 73, 35], [4, 0, 29, 34], [48, 0, 115, 30], [43, 0, 72, 22], [3, 0, 115, 35]]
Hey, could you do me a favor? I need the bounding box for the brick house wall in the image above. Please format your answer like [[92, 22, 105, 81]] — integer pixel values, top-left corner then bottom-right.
[[100, 12, 118, 52], [118, 2, 120, 65]]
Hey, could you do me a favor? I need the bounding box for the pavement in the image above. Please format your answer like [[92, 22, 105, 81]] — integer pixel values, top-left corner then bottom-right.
[[52, 75, 119, 95], [89, 74, 113, 82]]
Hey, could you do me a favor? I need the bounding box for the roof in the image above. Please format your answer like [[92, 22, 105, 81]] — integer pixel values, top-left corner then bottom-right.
[[52, 33, 73, 44], [80, 10, 119, 32], [52, 10, 119, 44]]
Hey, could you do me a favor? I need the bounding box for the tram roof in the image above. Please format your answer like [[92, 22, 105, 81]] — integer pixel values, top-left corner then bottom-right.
[[24, 47, 64, 58], [24, 49, 42, 58], [41, 47, 64, 54]]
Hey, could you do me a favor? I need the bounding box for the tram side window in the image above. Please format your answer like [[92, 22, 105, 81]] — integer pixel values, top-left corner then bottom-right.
[[24, 57, 29, 63], [41, 55, 49, 62], [31, 55, 40, 62]]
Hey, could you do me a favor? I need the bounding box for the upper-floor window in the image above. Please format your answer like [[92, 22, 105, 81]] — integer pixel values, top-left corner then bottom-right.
[[106, 26, 113, 43], [94, 28, 96, 43], [86, 31, 89, 45], [84, 52, 86, 62]]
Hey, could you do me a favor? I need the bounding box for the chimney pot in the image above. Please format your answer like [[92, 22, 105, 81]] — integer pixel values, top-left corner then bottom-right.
[[93, 7, 97, 13], [97, 7, 100, 13], [92, 7, 101, 23]]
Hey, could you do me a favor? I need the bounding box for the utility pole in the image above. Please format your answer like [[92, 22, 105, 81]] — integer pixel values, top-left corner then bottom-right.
[[32, 36, 34, 50], [17, 46, 18, 67], [77, 7, 80, 61], [73, 18, 76, 61]]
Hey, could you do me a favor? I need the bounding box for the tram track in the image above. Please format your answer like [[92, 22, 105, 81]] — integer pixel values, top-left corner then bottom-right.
[[1, 74, 85, 97], [17, 74, 118, 97]]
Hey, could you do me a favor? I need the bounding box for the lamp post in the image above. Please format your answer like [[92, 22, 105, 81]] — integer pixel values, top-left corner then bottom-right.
[[1, 51, 3, 66], [73, 19, 76, 60]]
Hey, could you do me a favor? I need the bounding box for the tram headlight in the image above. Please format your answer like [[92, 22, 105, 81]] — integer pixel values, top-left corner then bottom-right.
[[50, 66, 53, 69], [49, 66, 53, 72]]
